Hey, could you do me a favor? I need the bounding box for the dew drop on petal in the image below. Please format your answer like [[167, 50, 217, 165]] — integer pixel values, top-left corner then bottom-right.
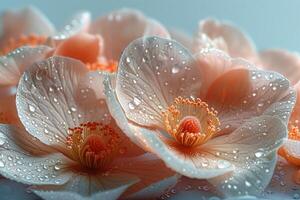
[[29, 105, 35, 112], [0, 160, 5, 168], [128, 102, 135, 110], [255, 151, 264, 158], [172, 66, 180, 74]]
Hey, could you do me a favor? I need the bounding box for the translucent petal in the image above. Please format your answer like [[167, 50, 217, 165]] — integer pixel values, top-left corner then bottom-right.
[[0, 46, 52, 86], [260, 49, 300, 85], [116, 36, 202, 127], [204, 57, 296, 134], [104, 76, 233, 179], [51, 11, 91, 41], [0, 6, 55, 45], [16, 56, 111, 147], [33, 172, 138, 200], [90, 9, 170, 60], [204, 116, 286, 196], [196, 18, 256, 60], [114, 153, 177, 198]]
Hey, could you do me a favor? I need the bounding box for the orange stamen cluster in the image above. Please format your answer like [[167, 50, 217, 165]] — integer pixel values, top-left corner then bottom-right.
[[66, 122, 121, 170], [162, 97, 220, 147], [86, 60, 118, 73], [0, 34, 47, 55], [288, 125, 300, 141]]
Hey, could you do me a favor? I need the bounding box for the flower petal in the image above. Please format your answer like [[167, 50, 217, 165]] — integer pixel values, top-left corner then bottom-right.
[[169, 29, 193, 51], [203, 53, 296, 134], [53, 33, 102, 64], [0, 124, 54, 156], [0, 124, 72, 185], [90, 9, 170, 60], [0, 45, 52, 86], [259, 49, 300, 85], [116, 36, 202, 127], [203, 115, 286, 197], [195, 19, 256, 60], [0, 87, 18, 124], [51, 11, 91, 41], [104, 75, 233, 179], [33, 172, 138, 200], [0, 6, 55, 45], [114, 153, 178, 199], [16, 56, 111, 147]]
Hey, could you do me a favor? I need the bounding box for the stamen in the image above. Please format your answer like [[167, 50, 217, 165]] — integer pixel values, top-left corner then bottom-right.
[[162, 97, 220, 147], [66, 122, 121, 170], [0, 34, 47, 55], [86, 60, 118, 72], [289, 125, 300, 141]]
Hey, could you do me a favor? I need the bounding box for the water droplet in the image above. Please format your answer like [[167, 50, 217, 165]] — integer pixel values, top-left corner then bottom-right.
[[126, 57, 131, 63], [172, 67, 179, 74], [54, 164, 60, 171], [245, 180, 252, 187], [70, 107, 77, 112], [255, 151, 264, 158], [0, 160, 4, 167], [29, 105, 35, 112], [128, 102, 135, 110]]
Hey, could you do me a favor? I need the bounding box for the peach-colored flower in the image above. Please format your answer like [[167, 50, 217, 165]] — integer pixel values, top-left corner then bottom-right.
[[49, 8, 170, 72], [0, 6, 90, 55], [193, 19, 300, 84], [0, 56, 176, 200], [0, 8, 169, 123], [104, 36, 296, 197], [191, 18, 300, 185]]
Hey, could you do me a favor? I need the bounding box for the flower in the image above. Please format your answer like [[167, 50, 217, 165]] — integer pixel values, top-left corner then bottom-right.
[[193, 18, 300, 84], [191, 18, 300, 186], [0, 8, 170, 123], [0, 6, 90, 55], [0, 56, 176, 200], [104, 36, 296, 197], [50, 8, 170, 72]]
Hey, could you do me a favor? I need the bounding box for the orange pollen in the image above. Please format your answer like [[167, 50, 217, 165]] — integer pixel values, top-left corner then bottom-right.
[[289, 125, 300, 141], [162, 96, 220, 147], [86, 60, 118, 73], [66, 122, 122, 170], [0, 34, 47, 55]]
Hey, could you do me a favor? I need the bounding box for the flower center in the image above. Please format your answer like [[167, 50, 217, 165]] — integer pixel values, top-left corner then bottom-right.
[[289, 125, 300, 141], [162, 97, 220, 147], [0, 34, 47, 55], [66, 122, 121, 170], [86, 60, 118, 73]]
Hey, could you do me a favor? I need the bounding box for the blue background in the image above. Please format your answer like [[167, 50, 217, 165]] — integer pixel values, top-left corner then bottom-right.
[[0, 0, 299, 52]]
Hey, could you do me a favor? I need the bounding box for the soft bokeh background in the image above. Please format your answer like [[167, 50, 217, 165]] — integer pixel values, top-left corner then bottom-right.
[[0, 0, 299, 52]]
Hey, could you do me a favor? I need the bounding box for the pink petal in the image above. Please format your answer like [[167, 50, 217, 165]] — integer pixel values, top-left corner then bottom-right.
[[51, 11, 91, 41], [196, 19, 256, 60], [16, 56, 112, 147], [53, 33, 102, 64], [115, 36, 202, 127], [0, 125, 72, 185], [33, 171, 138, 200], [259, 49, 300, 85], [0, 46, 52, 86], [0, 6, 55, 46], [204, 116, 285, 196], [90, 9, 170, 60]]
